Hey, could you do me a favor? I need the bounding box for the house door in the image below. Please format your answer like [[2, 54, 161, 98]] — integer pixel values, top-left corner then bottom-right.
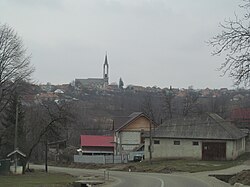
[[202, 142, 226, 160]]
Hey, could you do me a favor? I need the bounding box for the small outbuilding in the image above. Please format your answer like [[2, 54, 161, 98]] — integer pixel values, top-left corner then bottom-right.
[[144, 113, 246, 161], [80, 135, 114, 155], [7, 149, 26, 174]]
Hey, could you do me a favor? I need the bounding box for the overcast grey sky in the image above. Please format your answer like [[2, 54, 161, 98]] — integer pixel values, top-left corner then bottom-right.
[[0, 0, 244, 88]]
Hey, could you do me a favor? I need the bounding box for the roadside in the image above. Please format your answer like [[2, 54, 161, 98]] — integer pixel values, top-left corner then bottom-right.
[[107, 153, 250, 173], [28, 153, 250, 186], [184, 162, 250, 187], [105, 154, 250, 186]]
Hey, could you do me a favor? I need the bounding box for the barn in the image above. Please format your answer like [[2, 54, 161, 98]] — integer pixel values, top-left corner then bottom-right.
[[144, 113, 246, 160]]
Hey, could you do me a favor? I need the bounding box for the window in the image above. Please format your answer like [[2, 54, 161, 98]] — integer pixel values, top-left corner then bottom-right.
[[193, 141, 199, 146], [154, 140, 160, 144], [174, 141, 180, 145]]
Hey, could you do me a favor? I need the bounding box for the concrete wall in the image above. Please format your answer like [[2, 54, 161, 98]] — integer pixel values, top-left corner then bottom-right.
[[144, 137, 246, 160], [74, 155, 105, 164], [74, 155, 128, 164], [228, 138, 245, 159], [145, 138, 202, 159], [120, 131, 141, 151], [10, 166, 23, 175], [115, 131, 141, 154]]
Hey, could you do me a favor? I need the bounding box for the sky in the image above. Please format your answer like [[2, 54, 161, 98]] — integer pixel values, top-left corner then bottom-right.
[[0, 0, 245, 89]]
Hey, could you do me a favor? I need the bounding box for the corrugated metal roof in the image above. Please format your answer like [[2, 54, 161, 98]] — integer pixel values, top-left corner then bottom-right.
[[151, 113, 246, 140], [80, 135, 114, 147]]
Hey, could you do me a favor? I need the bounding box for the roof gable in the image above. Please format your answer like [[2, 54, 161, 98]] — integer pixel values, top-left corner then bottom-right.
[[80, 135, 114, 147], [113, 112, 153, 132], [7, 149, 26, 158]]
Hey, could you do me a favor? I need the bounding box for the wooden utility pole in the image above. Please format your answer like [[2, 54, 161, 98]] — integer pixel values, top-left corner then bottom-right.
[[14, 102, 19, 173], [149, 119, 152, 164], [45, 136, 48, 173]]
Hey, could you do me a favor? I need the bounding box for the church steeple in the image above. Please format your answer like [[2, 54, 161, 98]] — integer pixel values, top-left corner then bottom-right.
[[103, 53, 109, 86]]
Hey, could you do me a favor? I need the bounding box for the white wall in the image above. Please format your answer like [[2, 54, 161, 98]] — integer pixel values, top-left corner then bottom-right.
[[145, 138, 202, 159], [228, 138, 246, 160], [120, 131, 141, 151]]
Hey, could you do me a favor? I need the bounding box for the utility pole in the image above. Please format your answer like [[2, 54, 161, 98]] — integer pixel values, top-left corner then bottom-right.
[[14, 101, 19, 173], [45, 135, 48, 173], [149, 118, 152, 165]]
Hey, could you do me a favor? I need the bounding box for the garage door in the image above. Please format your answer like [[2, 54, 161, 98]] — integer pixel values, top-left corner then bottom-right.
[[202, 142, 226, 160]]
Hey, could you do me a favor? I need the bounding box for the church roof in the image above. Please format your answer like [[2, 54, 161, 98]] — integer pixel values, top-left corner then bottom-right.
[[75, 78, 105, 86]]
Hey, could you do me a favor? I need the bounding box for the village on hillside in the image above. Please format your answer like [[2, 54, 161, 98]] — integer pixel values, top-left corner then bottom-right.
[[1, 1, 250, 185], [3, 56, 248, 166]]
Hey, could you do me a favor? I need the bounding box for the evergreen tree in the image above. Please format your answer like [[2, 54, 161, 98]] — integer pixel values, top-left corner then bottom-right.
[[119, 78, 124, 89]]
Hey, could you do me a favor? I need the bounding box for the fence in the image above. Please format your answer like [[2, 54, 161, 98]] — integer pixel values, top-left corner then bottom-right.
[[74, 155, 128, 164]]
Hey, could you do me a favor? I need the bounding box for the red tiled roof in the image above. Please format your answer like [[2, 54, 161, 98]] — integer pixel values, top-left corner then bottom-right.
[[80, 135, 114, 147]]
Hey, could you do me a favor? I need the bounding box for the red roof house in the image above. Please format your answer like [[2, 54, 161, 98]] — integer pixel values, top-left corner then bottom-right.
[[231, 108, 250, 122], [80, 135, 114, 155], [230, 108, 250, 129]]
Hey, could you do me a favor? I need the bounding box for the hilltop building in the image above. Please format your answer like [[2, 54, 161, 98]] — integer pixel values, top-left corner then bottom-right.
[[75, 54, 109, 89]]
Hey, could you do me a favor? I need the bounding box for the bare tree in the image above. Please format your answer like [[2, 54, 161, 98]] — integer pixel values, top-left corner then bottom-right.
[[22, 100, 72, 173], [182, 90, 200, 117], [162, 87, 176, 120], [0, 24, 34, 113], [209, 0, 250, 86], [141, 94, 155, 121]]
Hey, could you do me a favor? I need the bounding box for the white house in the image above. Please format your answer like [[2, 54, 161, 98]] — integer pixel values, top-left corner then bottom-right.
[[113, 112, 156, 155]]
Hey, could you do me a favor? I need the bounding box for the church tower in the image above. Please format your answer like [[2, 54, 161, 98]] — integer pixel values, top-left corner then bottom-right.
[[103, 53, 109, 87]]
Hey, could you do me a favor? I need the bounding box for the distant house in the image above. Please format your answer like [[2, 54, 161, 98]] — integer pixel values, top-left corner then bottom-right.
[[80, 135, 114, 155], [231, 108, 250, 125], [232, 94, 245, 101], [36, 92, 59, 102], [144, 114, 246, 161], [113, 112, 156, 155], [54, 89, 64, 94]]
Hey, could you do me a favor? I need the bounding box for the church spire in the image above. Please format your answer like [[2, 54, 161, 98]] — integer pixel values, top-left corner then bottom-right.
[[104, 52, 108, 65], [103, 52, 109, 86]]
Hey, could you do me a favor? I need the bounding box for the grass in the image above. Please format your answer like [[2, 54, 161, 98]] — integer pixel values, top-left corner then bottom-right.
[[0, 171, 76, 187], [117, 152, 250, 173]]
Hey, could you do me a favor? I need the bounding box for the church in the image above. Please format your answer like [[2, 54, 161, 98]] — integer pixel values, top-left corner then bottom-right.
[[75, 54, 109, 89]]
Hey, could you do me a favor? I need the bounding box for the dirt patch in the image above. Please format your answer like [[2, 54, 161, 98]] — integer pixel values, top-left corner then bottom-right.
[[229, 170, 250, 185], [211, 170, 250, 185], [210, 174, 235, 183]]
